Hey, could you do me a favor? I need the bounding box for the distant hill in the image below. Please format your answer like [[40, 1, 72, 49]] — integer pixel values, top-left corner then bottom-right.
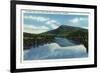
[[43, 25, 88, 51], [42, 25, 88, 36], [24, 25, 88, 36]]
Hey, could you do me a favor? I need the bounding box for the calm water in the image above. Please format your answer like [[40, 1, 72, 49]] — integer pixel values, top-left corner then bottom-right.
[[24, 38, 88, 60]]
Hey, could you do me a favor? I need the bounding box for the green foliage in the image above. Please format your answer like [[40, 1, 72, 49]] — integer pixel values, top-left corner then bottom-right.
[[23, 26, 88, 52]]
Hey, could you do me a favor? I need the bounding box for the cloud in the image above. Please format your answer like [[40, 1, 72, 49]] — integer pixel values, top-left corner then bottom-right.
[[70, 17, 88, 24], [79, 17, 88, 21], [24, 24, 49, 34], [68, 17, 88, 29], [24, 15, 59, 29], [24, 24, 34, 29], [46, 20, 57, 24], [70, 18, 80, 24], [24, 15, 60, 34], [45, 20, 59, 29], [49, 23, 59, 29], [40, 26, 50, 30], [81, 27, 88, 29], [24, 16, 50, 22], [24, 24, 49, 30], [24, 19, 60, 34]]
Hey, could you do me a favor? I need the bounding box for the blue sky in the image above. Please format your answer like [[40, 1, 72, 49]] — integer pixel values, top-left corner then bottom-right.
[[23, 11, 88, 34]]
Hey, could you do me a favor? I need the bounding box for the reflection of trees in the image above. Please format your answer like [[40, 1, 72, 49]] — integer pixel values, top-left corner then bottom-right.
[[23, 30, 88, 52], [23, 35, 55, 49], [66, 30, 88, 52]]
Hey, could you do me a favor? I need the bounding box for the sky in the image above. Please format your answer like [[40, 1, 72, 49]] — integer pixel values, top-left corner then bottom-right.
[[23, 10, 88, 34]]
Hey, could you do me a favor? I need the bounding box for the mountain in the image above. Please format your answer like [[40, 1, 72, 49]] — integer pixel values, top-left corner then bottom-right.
[[41, 25, 88, 51], [24, 25, 88, 36], [42, 25, 88, 36], [23, 25, 88, 52]]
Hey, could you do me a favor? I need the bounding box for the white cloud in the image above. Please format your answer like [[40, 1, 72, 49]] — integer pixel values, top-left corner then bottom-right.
[[46, 20, 57, 24], [50, 23, 59, 29], [79, 17, 88, 21], [70, 17, 87, 24], [24, 16, 61, 34], [41, 26, 49, 30], [24, 24, 48, 34], [24, 16, 50, 22], [45, 20, 59, 29], [24, 24, 49, 30], [82, 27, 88, 29], [70, 18, 80, 24], [24, 24, 34, 29]]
